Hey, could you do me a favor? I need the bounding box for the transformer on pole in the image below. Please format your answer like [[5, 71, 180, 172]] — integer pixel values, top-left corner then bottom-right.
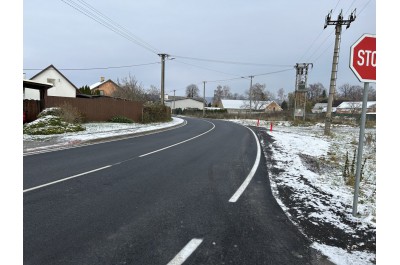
[[293, 63, 313, 120], [323, 9, 356, 135]]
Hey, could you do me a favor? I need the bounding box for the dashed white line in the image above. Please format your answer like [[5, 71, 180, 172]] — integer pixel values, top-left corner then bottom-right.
[[228, 126, 261, 203], [23, 165, 112, 193], [167, 238, 203, 265]]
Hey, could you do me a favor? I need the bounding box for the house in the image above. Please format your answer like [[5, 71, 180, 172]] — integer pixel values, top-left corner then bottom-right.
[[336, 101, 376, 114], [312, 103, 328, 113], [165, 95, 205, 110], [25, 64, 79, 100], [218, 99, 282, 113], [90, 77, 121, 96]]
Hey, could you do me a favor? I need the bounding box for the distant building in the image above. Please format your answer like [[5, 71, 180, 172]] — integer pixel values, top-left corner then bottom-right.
[[25, 64, 79, 100], [336, 101, 376, 114], [90, 77, 121, 96], [165, 96, 205, 110], [218, 99, 282, 114]]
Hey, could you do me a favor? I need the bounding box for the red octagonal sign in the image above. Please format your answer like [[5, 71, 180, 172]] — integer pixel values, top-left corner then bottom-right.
[[349, 34, 376, 83]]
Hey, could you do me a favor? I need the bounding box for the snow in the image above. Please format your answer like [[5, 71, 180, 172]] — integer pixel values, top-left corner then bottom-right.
[[23, 117, 377, 264]]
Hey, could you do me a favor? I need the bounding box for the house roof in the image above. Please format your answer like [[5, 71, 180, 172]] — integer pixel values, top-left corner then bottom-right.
[[165, 97, 205, 103], [336, 101, 376, 109], [89, 79, 120, 90], [23, 79, 53, 90], [312, 103, 328, 109], [221, 99, 277, 110], [30, 64, 79, 91]]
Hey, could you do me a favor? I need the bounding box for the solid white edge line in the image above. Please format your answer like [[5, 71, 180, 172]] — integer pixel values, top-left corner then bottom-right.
[[23, 119, 188, 156], [23, 165, 112, 193], [139, 120, 215, 157], [228, 126, 261, 203], [167, 238, 203, 265]]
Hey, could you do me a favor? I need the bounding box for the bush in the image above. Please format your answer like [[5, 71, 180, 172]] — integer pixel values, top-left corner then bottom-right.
[[109, 116, 133, 123], [142, 103, 171, 123], [58, 103, 84, 124], [23, 107, 85, 135]]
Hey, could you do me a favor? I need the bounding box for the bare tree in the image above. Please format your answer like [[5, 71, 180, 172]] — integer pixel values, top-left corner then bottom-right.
[[277, 88, 287, 104], [145, 85, 160, 102], [307, 83, 325, 101], [244, 83, 271, 110], [186, 84, 200, 98], [338, 83, 352, 99], [114, 74, 145, 101]]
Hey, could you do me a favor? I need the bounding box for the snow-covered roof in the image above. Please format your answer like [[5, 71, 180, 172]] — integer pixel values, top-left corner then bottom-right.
[[90, 81, 106, 90], [336, 101, 376, 109], [221, 99, 276, 110], [312, 103, 328, 109]]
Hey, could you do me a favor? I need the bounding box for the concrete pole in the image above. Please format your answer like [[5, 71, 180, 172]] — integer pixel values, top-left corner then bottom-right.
[[324, 24, 342, 135], [173, 89, 176, 113], [352, 82, 369, 216], [159, 54, 168, 105], [203, 81, 206, 118], [249, 76, 254, 116]]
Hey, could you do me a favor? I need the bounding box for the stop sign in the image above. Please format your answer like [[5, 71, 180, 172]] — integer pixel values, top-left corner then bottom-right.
[[349, 34, 376, 82]]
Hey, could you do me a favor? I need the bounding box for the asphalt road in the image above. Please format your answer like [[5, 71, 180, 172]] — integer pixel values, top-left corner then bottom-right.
[[24, 117, 328, 265]]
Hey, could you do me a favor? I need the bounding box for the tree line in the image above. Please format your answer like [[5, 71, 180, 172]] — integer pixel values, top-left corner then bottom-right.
[[79, 74, 376, 112]]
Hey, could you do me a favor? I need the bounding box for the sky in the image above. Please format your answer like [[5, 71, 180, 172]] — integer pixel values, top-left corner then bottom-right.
[[22, 0, 376, 98], [23, 117, 377, 264]]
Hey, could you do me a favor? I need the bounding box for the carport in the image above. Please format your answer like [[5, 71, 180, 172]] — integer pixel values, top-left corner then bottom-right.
[[23, 79, 52, 122]]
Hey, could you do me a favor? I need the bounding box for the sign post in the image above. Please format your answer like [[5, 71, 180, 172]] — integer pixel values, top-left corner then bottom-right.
[[349, 34, 376, 216]]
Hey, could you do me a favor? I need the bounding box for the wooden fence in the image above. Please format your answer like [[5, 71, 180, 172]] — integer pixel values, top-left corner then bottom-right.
[[44, 96, 144, 122], [23, 100, 41, 123]]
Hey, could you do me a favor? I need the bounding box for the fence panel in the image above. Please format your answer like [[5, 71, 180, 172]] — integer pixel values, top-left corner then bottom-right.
[[44, 96, 144, 122], [23, 100, 41, 123]]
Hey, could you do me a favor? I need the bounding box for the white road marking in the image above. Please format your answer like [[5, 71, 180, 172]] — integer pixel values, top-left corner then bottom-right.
[[139, 121, 215, 157], [23, 165, 112, 193], [229, 126, 261, 203], [23, 120, 188, 156], [167, 238, 203, 265]]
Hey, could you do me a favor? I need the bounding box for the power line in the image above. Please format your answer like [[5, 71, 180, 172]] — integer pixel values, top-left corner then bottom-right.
[[75, 0, 159, 53], [173, 60, 248, 79], [23, 62, 160, 71], [61, 0, 159, 54], [252, 68, 293, 77], [170, 54, 292, 67]]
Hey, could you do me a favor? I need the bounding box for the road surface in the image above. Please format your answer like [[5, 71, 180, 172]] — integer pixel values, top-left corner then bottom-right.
[[24, 117, 330, 265]]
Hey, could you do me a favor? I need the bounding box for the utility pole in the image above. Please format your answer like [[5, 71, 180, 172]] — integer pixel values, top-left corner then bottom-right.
[[203, 81, 206, 118], [293, 63, 313, 121], [158, 53, 169, 105], [173, 89, 176, 113], [249, 75, 254, 116], [323, 9, 356, 135]]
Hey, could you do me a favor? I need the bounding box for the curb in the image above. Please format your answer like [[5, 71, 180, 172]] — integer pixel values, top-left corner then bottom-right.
[[23, 119, 187, 155]]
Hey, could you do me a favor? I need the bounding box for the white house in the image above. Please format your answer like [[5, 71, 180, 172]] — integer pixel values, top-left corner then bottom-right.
[[312, 103, 328, 113], [336, 101, 376, 114], [24, 64, 79, 100], [165, 96, 205, 110], [219, 99, 282, 113]]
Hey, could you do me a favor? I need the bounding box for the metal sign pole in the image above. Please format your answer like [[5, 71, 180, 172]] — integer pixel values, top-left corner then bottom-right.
[[352, 82, 369, 216]]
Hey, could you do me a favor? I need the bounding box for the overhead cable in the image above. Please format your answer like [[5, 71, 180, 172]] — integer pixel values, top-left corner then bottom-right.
[[61, 0, 159, 54], [23, 62, 160, 71]]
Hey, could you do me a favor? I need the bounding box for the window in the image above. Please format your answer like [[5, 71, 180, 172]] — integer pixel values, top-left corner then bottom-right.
[[99, 90, 104, 95], [47, 78, 56, 86]]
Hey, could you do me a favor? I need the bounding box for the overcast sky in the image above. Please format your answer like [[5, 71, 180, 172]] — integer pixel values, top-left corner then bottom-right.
[[23, 0, 376, 98]]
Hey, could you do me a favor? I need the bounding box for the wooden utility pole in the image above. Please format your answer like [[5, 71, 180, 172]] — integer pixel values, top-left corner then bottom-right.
[[323, 9, 356, 135]]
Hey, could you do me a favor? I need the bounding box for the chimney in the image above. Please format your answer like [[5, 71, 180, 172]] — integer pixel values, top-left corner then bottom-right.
[[100, 76, 105, 82], [23, 73, 26, 79]]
